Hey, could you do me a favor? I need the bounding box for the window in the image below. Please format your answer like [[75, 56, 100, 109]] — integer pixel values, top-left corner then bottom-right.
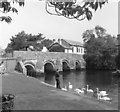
[[72, 47, 74, 52], [77, 47, 79, 52], [78, 48, 80, 52]]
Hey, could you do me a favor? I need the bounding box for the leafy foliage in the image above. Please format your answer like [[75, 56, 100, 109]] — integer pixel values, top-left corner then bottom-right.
[[0, 16, 12, 23], [82, 26, 117, 70], [5, 31, 53, 52], [115, 52, 120, 69], [41, 39, 53, 49], [115, 35, 120, 69], [0, 0, 24, 23], [0, 0, 108, 23], [82, 25, 107, 42], [46, 0, 108, 21]]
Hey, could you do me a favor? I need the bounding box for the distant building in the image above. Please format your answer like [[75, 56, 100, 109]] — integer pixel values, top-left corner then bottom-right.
[[27, 45, 34, 51], [48, 39, 84, 54], [41, 46, 48, 52]]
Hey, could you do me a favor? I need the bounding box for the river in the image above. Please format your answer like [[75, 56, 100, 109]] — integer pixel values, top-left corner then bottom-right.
[[31, 70, 119, 108]]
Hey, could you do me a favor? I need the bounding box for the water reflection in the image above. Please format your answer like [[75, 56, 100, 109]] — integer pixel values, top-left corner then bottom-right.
[[42, 71, 118, 90], [62, 71, 87, 89], [44, 73, 55, 85], [37, 70, 118, 105], [85, 71, 113, 90]]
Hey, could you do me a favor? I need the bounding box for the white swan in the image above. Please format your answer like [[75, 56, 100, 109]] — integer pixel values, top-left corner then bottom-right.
[[54, 81, 56, 88], [98, 95, 112, 102], [86, 85, 93, 93], [74, 88, 85, 94], [96, 88, 107, 94], [68, 82, 73, 90], [61, 86, 67, 91], [96, 88, 108, 96]]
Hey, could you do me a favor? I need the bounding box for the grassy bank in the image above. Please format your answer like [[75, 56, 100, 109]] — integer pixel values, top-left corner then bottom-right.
[[2, 71, 118, 110]]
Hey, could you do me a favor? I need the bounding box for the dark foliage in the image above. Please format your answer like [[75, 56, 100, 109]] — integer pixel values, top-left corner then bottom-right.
[[0, 0, 24, 23], [46, 0, 108, 21], [82, 26, 117, 70], [0, 0, 108, 23], [5, 31, 53, 52]]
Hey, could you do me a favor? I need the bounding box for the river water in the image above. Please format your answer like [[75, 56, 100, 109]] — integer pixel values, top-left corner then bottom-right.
[[35, 70, 118, 107]]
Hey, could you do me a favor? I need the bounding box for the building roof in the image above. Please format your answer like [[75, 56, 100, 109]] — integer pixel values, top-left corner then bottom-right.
[[63, 39, 83, 47], [48, 42, 71, 50], [48, 39, 84, 51]]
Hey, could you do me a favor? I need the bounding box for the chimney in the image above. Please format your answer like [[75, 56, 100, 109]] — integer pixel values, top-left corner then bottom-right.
[[58, 38, 61, 45], [53, 39, 55, 43]]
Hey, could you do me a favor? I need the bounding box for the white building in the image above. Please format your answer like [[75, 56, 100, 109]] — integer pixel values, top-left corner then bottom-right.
[[48, 39, 84, 55]]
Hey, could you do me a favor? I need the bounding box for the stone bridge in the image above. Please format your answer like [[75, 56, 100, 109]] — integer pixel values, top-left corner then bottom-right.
[[13, 51, 86, 75]]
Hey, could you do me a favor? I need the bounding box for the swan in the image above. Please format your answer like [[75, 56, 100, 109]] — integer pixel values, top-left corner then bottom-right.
[[68, 82, 73, 90], [74, 88, 85, 94], [98, 95, 112, 102], [86, 85, 94, 93], [96, 88, 108, 96], [96, 88, 107, 94], [54, 81, 56, 88], [61, 86, 67, 91]]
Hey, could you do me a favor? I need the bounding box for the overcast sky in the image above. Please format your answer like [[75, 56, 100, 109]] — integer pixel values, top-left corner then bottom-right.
[[0, 0, 118, 49]]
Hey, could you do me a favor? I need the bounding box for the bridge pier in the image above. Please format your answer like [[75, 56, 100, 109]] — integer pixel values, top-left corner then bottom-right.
[[15, 58, 27, 75]]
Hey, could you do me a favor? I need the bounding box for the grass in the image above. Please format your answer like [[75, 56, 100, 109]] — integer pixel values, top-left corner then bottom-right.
[[1, 71, 118, 110]]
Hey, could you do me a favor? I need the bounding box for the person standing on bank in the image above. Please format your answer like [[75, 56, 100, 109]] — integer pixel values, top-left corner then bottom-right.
[[55, 69, 61, 89]]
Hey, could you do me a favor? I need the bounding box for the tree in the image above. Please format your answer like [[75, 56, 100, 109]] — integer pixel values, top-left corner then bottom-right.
[[41, 39, 53, 49], [116, 53, 120, 69], [5, 31, 53, 51], [46, 0, 108, 21], [115, 34, 120, 69], [83, 26, 117, 70], [82, 29, 95, 42], [1, 0, 108, 23], [6, 31, 27, 51], [0, 0, 24, 23], [82, 25, 107, 42], [94, 25, 106, 38]]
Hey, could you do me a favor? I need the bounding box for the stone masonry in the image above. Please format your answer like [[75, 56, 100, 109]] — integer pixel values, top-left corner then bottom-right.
[[13, 51, 85, 74]]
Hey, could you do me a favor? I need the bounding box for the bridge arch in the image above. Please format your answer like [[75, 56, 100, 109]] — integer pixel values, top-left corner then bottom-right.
[[62, 59, 70, 72], [24, 62, 35, 76], [75, 60, 81, 71], [44, 60, 55, 73]]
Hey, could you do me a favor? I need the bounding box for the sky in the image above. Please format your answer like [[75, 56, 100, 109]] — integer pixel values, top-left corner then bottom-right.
[[0, 0, 118, 49]]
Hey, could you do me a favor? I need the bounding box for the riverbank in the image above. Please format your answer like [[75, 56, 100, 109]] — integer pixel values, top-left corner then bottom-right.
[[1, 71, 118, 110]]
